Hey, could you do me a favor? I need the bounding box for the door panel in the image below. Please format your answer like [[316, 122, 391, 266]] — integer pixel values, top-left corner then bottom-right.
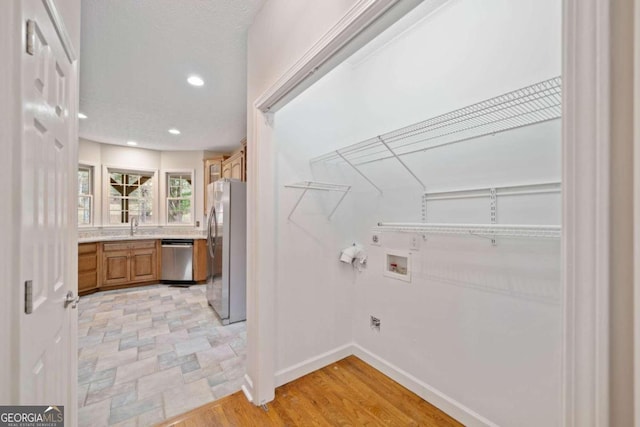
[[103, 250, 130, 285], [20, 0, 78, 413], [131, 248, 157, 282]]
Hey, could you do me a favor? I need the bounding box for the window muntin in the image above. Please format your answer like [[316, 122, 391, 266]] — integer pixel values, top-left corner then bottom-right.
[[166, 173, 193, 225], [108, 170, 154, 224]]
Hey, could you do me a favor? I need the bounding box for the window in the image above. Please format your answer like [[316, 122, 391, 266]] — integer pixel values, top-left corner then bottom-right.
[[166, 172, 193, 224], [78, 166, 93, 226], [108, 170, 154, 224]]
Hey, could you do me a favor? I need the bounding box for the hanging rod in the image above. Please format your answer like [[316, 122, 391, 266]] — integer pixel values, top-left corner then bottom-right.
[[310, 77, 562, 192], [374, 222, 561, 239], [284, 181, 351, 220]]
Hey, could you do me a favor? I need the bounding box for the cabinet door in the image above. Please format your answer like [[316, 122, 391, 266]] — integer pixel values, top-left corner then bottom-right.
[[204, 157, 228, 215], [208, 162, 221, 184], [78, 243, 99, 294], [231, 157, 243, 180], [131, 247, 158, 282], [103, 250, 131, 286], [222, 162, 232, 179], [193, 239, 208, 282]]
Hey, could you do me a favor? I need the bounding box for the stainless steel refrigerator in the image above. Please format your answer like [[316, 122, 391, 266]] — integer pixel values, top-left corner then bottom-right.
[[206, 179, 247, 325]]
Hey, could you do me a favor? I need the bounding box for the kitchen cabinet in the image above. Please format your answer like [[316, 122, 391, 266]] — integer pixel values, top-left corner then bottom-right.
[[203, 155, 228, 214], [102, 240, 159, 288], [102, 249, 130, 286], [79, 238, 207, 293], [130, 242, 158, 282], [222, 139, 247, 181], [78, 243, 100, 295], [193, 239, 208, 282]]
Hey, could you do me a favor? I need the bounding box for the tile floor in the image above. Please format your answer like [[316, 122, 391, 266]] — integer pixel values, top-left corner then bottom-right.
[[77, 285, 246, 427]]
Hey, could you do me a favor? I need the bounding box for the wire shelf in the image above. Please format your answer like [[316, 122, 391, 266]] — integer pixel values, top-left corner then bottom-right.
[[311, 77, 562, 176], [284, 181, 351, 220], [374, 222, 561, 239], [284, 181, 351, 192]]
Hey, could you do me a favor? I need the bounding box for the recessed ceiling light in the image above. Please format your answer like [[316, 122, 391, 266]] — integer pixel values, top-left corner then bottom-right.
[[78, 113, 88, 119], [168, 128, 181, 135], [187, 75, 204, 87], [126, 141, 138, 146]]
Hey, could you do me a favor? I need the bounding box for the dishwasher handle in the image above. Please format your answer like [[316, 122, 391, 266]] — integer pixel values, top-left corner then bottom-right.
[[161, 244, 193, 248]]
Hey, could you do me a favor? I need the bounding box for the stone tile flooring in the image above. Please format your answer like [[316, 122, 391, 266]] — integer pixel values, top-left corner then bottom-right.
[[77, 285, 246, 427]]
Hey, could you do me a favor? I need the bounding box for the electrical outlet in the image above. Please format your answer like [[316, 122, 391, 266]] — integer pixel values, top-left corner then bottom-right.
[[371, 233, 381, 246], [410, 235, 420, 251], [370, 316, 381, 331]]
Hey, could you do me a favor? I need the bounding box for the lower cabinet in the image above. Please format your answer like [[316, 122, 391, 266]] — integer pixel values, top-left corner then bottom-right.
[[79, 239, 204, 295], [130, 242, 159, 282], [193, 239, 208, 282], [78, 243, 100, 294], [101, 240, 160, 290]]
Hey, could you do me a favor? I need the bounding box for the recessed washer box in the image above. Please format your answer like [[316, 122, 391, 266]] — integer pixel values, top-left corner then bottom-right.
[[384, 249, 411, 282]]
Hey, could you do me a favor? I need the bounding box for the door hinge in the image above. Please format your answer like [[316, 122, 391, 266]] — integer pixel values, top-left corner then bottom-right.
[[25, 280, 33, 314], [26, 20, 35, 56]]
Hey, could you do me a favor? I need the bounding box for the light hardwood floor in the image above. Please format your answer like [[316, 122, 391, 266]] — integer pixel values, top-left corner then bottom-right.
[[158, 355, 463, 426]]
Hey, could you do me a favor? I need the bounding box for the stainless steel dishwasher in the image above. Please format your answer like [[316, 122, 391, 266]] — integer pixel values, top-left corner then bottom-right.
[[161, 239, 194, 282]]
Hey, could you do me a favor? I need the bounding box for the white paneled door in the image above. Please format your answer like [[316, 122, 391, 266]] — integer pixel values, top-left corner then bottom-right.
[[19, 0, 78, 417]]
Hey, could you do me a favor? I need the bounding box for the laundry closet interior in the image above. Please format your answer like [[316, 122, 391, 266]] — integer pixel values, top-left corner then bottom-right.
[[269, 0, 562, 425]]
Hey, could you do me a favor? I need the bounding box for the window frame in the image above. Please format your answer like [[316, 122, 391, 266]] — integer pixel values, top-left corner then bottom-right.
[[102, 165, 159, 227], [163, 169, 195, 226], [77, 164, 95, 228]]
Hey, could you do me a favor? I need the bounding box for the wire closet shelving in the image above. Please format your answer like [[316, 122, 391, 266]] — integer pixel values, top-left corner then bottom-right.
[[374, 223, 561, 240], [284, 181, 351, 220], [310, 77, 562, 193]]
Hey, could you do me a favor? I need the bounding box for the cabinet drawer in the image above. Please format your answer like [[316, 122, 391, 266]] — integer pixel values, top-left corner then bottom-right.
[[79, 243, 98, 255], [103, 242, 131, 252], [79, 271, 98, 291], [78, 253, 97, 272], [130, 240, 157, 249]]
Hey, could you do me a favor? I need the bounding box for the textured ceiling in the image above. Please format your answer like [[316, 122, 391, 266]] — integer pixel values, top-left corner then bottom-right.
[[79, 0, 265, 151]]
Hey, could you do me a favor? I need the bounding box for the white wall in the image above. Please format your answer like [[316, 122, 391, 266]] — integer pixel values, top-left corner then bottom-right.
[[272, 0, 562, 425], [246, 0, 362, 403], [79, 138, 206, 228]]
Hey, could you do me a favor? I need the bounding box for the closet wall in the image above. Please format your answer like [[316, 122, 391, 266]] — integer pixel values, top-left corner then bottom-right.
[[273, 0, 561, 425]]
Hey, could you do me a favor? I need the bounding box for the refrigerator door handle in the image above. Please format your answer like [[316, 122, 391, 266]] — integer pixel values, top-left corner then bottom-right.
[[207, 206, 216, 258]]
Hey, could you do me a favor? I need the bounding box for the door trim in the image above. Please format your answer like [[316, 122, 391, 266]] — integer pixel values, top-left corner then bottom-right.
[[254, 0, 401, 113], [562, 0, 611, 425], [634, 0, 640, 424]]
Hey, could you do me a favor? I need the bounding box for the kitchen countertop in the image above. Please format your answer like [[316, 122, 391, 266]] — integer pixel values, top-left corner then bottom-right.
[[78, 234, 207, 244]]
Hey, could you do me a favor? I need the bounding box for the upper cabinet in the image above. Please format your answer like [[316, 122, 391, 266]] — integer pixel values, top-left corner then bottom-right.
[[204, 138, 247, 213], [203, 155, 228, 214], [222, 138, 247, 181]]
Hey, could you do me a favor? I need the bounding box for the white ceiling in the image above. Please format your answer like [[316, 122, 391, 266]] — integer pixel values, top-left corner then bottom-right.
[[79, 0, 265, 151]]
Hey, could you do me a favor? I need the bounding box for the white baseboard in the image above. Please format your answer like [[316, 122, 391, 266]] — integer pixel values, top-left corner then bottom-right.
[[274, 342, 354, 387], [241, 374, 254, 403], [352, 344, 497, 427]]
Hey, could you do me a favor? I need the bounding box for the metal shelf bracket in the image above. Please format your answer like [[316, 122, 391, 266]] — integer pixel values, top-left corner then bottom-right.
[[284, 181, 351, 220]]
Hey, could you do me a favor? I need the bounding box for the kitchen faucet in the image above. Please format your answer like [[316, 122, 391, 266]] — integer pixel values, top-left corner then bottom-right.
[[130, 216, 139, 236]]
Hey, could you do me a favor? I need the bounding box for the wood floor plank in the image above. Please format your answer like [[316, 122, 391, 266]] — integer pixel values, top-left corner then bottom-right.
[[320, 362, 419, 425], [342, 357, 463, 427], [157, 356, 463, 427]]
